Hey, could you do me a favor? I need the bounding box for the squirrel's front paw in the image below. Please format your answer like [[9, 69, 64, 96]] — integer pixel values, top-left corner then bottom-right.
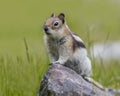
[[50, 61, 60, 65]]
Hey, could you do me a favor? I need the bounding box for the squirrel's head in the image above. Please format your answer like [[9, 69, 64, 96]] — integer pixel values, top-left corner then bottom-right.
[[43, 13, 66, 37]]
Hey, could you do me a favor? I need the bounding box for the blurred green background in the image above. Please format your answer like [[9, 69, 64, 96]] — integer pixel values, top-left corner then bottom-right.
[[0, 0, 120, 56], [0, 0, 120, 96]]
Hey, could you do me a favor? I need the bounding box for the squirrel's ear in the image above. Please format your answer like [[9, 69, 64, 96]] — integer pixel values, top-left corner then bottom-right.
[[58, 13, 65, 23], [51, 13, 55, 17]]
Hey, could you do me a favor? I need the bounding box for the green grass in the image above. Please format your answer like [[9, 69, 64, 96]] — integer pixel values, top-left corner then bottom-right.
[[0, 55, 48, 96], [0, 0, 120, 96], [92, 59, 120, 88]]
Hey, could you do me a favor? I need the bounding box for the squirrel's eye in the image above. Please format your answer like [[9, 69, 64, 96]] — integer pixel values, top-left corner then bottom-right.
[[54, 21, 59, 26]]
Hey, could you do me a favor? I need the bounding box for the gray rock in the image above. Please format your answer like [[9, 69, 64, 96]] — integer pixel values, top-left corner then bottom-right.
[[38, 64, 120, 96]]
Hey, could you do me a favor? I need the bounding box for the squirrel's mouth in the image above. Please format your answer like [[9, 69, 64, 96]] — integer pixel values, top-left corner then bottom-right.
[[45, 31, 51, 35]]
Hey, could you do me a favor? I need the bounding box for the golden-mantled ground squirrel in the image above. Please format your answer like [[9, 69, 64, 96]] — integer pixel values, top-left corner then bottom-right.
[[43, 13, 105, 90], [43, 13, 92, 77]]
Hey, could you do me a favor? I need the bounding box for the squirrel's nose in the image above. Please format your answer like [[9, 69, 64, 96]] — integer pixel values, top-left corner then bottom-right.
[[44, 26, 48, 32]]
